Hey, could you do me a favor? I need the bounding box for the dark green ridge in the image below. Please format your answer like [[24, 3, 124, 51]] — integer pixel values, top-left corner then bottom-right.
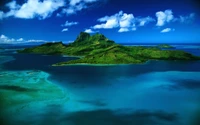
[[17, 32, 200, 66]]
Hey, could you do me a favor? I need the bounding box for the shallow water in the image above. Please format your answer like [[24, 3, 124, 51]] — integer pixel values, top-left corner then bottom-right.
[[0, 46, 200, 125]]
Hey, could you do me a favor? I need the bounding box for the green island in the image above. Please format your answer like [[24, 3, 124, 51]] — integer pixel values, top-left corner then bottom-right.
[[18, 32, 200, 66], [156, 44, 175, 49]]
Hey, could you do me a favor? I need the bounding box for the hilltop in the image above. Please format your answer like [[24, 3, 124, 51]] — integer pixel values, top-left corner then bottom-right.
[[18, 32, 200, 66], [18, 32, 115, 56]]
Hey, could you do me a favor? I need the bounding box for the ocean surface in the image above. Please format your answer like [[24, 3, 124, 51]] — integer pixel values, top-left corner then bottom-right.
[[0, 44, 200, 125]]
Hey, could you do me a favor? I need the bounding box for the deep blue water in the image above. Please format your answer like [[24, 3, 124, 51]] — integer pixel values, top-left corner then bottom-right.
[[0, 44, 200, 125]]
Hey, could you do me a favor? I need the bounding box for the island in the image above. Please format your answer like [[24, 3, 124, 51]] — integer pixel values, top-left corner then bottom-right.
[[156, 44, 175, 49], [18, 32, 200, 66]]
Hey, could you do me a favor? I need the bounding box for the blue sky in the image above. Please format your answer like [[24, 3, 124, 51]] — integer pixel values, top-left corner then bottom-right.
[[0, 0, 200, 44]]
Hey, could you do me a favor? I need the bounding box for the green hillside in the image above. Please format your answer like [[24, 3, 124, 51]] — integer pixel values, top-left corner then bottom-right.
[[17, 42, 67, 55]]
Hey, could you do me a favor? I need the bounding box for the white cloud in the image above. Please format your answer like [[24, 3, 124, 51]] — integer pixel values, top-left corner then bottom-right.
[[161, 28, 175, 33], [17, 38, 24, 42], [61, 8, 76, 15], [1, 35, 8, 39], [27, 39, 46, 42], [62, 28, 68, 32], [118, 28, 129, 32], [137, 16, 155, 26], [92, 11, 149, 32], [69, 0, 98, 6], [16, 0, 64, 19], [2, 0, 65, 19], [58, 0, 99, 16], [93, 11, 136, 32], [70, 0, 82, 6], [3, 1, 19, 18], [0, 34, 46, 44], [119, 13, 134, 28], [1, 0, 103, 19], [5, 1, 20, 10], [156, 9, 174, 26], [84, 29, 96, 33], [93, 18, 119, 29], [61, 21, 79, 27], [0, 35, 15, 43], [155, 10, 195, 27], [83, 0, 98, 2], [132, 27, 137, 31]]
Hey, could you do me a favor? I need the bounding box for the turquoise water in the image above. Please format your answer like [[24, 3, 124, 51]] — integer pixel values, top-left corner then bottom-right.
[[0, 46, 200, 125]]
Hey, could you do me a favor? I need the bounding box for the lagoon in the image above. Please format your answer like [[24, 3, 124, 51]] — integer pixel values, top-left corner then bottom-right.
[[0, 45, 200, 125]]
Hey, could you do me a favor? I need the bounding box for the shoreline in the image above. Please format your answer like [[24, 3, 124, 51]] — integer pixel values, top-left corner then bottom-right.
[[52, 61, 149, 67], [51, 59, 200, 67]]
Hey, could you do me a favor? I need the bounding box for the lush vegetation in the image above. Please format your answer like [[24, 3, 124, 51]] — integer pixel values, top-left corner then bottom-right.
[[18, 32, 115, 56], [17, 42, 67, 55], [18, 32, 200, 66]]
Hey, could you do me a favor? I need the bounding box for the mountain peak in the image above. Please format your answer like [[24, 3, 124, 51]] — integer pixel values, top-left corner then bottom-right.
[[74, 32, 90, 43], [71, 32, 114, 46], [91, 33, 107, 41]]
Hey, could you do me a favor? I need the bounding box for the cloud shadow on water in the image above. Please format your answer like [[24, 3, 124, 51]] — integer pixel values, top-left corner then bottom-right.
[[0, 85, 37, 92], [4, 108, 179, 125], [77, 99, 107, 107], [60, 109, 179, 125]]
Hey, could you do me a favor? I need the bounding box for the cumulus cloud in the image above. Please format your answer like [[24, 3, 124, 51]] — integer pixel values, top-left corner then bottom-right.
[[0, 0, 103, 19], [161, 28, 175, 33], [137, 16, 155, 26], [91, 11, 155, 33], [61, 21, 79, 27], [16, 0, 64, 19], [27, 39, 46, 42], [5, 1, 20, 10], [0, 35, 15, 43], [0, 35, 7, 39], [156, 9, 174, 26], [155, 10, 196, 27], [93, 11, 122, 29], [69, 0, 98, 6], [84, 29, 96, 33], [92, 11, 139, 32], [62, 28, 68, 32], [0, 34, 46, 44], [70, 0, 82, 6], [60, 8, 76, 15], [17, 38, 24, 42], [119, 13, 134, 28], [58, 0, 100, 16], [93, 18, 119, 29], [3, 1, 20, 18], [1, 0, 65, 19], [118, 28, 129, 32]]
